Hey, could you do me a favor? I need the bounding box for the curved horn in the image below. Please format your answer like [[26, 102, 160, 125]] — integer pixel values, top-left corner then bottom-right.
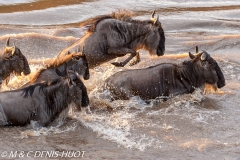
[[189, 52, 195, 59], [82, 46, 85, 56], [151, 10, 156, 19], [6, 37, 10, 47], [151, 10, 161, 26], [151, 10, 157, 23], [195, 46, 199, 54], [12, 43, 16, 55], [154, 15, 160, 25], [201, 50, 209, 61]]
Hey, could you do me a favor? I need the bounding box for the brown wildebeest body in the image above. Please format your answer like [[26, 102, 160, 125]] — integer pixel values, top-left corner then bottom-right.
[[105, 49, 226, 100], [0, 38, 31, 85], [0, 71, 89, 126], [55, 10, 165, 68]]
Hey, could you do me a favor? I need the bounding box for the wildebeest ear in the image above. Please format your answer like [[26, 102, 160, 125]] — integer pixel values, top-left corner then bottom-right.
[[81, 47, 88, 60], [6, 37, 10, 47], [201, 50, 209, 61], [189, 52, 195, 59], [81, 46, 85, 56], [82, 53, 87, 59]]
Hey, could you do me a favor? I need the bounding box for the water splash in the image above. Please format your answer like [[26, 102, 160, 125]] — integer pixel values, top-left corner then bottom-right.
[[15, 121, 77, 139]]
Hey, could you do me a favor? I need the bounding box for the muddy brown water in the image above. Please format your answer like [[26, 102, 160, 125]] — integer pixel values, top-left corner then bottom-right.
[[0, 0, 240, 159]]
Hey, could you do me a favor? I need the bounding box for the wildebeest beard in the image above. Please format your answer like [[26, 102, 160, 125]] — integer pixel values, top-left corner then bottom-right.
[[207, 57, 225, 88]]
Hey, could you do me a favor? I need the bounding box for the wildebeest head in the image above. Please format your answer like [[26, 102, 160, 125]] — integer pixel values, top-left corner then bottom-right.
[[188, 50, 226, 88], [71, 47, 90, 80], [145, 10, 165, 56], [3, 37, 31, 76], [67, 70, 89, 110], [54, 46, 90, 80]]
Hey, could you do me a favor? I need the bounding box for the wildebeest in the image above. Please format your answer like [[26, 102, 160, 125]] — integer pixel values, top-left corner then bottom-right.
[[22, 48, 90, 88], [104, 48, 226, 100], [0, 37, 31, 85], [0, 70, 89, 126], [55, 10, 165, 68]]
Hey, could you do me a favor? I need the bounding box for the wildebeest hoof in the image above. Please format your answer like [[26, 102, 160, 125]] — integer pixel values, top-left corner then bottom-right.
[[129, 59, 140, 66], [111, 62, 124, 67]]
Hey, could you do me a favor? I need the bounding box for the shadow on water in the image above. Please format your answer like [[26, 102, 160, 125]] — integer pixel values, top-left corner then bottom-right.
[[0, 0, 95, 13]]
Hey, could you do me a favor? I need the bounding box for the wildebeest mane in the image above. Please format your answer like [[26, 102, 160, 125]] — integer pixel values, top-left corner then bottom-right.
[[44, 52, 74, 68], [21, 78, 62, 98], [21, 78, 68, 118], [145, 61, 204, 91], [179, 59, 206, 89], [44, 79, 69, 117], [29, 68, 47, 83], [82, 10, 154, 32], [21, 83, 46, 98]]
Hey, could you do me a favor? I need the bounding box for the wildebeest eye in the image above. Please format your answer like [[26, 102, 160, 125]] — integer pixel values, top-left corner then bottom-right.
[[183, 60, 189, 65], [72, 57, 80, 60]]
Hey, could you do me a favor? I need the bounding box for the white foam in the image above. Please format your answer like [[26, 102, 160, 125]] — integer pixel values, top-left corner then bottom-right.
[[75, 83, 223, 151], [15, 122, 77, 139], [74, 110, 163, 151], [2, 64, 41, 91]]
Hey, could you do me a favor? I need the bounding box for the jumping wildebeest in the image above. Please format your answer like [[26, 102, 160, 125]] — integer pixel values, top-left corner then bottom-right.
[[22, 49, 90, 88], [55, 10, 165, 68], [0, 70, 89, 126], [0, 37, 31, 85], [105, 49, 225, 100]]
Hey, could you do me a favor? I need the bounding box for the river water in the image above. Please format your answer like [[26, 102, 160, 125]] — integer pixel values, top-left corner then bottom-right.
[[0, 0, 240, 159]]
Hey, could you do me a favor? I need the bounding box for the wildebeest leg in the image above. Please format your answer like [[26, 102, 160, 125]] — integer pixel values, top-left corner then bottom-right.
[[106, 78, 132, 100], [119, 84, 132, 100], [0, 104, 8, 125], [129, 51, 140, 66], [36, 106, 51, 127], [0, 113, 7, 126], [108, 47, 137, 67]]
